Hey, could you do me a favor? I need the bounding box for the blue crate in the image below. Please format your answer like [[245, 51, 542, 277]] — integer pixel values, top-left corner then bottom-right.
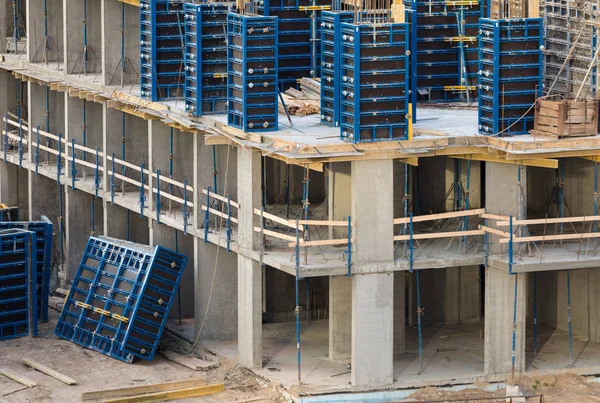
[[0, 206, 19, 222], [0, 216, 53, 323], [478, 18, 543, 135], [320, 11, 353, 127], [227, 13, 279, 132], [55, 236, 187, 363], [405, 0, 484, 102], [184, 2, 234, 116], [340, 22, 410, 143], [140, 0, 185, 101], [0, 229, 38, 341]]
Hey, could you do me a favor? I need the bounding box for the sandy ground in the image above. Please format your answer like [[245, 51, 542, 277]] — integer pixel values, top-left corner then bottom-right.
[[0, 312, 284, 403]]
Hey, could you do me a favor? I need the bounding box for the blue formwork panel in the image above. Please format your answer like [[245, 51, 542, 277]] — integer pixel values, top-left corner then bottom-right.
[[0, 217, 53, 324], [140, 0, 185, 101], [320, 11, 353, 127], [340, 22, 409, 143], [227, 13, 279, 132], [0, 229, 38, 341], [184, 2, 234, 116], [259, 0, 329, 90], [478, 18, 543, 135], [405, 0, 483, 102], [54, 236, 187, 363], [0, 207, 19, 222]]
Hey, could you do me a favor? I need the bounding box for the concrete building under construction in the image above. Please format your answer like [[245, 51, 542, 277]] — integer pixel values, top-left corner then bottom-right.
[[2, 0, 600, 399]]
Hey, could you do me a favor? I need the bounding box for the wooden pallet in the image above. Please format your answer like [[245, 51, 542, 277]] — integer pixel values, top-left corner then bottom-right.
[[534, 99, 599, 138]]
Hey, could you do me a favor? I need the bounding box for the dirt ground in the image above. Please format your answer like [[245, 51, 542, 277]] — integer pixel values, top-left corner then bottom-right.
[[0, 313, 285, 403], [3, 314, 600, 402]]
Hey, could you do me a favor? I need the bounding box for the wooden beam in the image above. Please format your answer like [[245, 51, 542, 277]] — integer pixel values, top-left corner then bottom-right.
[[118, 0, 140, 6], [496, 215, 600, 227], [82, 379, 207, 401], [394, 208, 485, 225], [449, 153, 558, 169], [0, 368, 38, 388], [160, 351, 218, 371], [254, 208, 302, 230], [22, 359, 77, 385], [394, 229, 484, 241], [204, 134, 231, 146], [104, 384, 225, 403], [499, 231, 600, 244]]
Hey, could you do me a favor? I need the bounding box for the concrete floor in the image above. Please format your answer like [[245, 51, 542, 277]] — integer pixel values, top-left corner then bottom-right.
[[201, 320, 486, 393]]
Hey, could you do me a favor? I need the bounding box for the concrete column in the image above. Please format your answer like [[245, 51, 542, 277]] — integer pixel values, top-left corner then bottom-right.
[[101, 0, 140, 86], [65, 188, 103, 280], [394, 271, 405, 355], [236, 147, 262, 368], [350, 159, 394, 386], [328, 162, 351, 238], [0, 69, 16, 115], [329, 275, 351, 360], [484, 266, 527, 375], [0, 161, 27, 213], [352, 273, 394, 386]]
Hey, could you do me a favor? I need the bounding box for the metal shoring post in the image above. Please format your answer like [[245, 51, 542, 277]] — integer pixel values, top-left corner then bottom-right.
[[91, 193, 95, 235], [567, 269, 574, 366], [204, 186, 211, 242], [461, 160, 471, 254], [82, 100, 87, 169], [71, 139, 77, 189], [3, 113, 8, 161], [286, 164, 291, 218], [302, 167, 310, 322], [295, 219, 302, 384], [400, 162, 409, 256], [261, 156, 267, 209], [169, 128, 174, 214], [212, 145, 218, 195], [57, 133, 62, 183], [559, 160, 565, 236], [94, 148, 100, 198], [346, 215, 352, 276], [110, 153, 115, 205], [183, 179, 189, 235], [533, 270, 538, 356], [226, 195, 232, 252], [18, 109, 23, 168], [35, 126, 40, 175], [156, 169, 162, 223], [140, 163, 145, 217], [175, 229, 181, 325]]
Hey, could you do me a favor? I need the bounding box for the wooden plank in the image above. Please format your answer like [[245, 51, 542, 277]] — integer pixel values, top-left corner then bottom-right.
[[496, 215, 600, 227], [202, 206, 238, 223], [83, 379, 207, 401], [288, 238, 350, 247], [0, 367, 38, 388], [201, 188, 240, 209], [394, 208, 485, 225], [22, 359, 77, 385], [104, 384, 224, 403], [499, 231, 600, 244], [161, 351, 218, 371], [481, 213, 510, 220], [394, 229, 484, 241], [253, 208, 302, 230], [255, 227, 297, 242], [297, 219, 350, 227], [479, 225, 510, 238]]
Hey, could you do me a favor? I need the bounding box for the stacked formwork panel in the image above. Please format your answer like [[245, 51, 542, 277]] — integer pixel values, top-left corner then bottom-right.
[[478, 18, 543, 135], [542, 0, 597, 96], [259, 0, 328, 90], [184, 2, 233, 116], [227, 13, 279, 132], [0, 217, 53, 323], [340, 22, 409, 143], [405, 0, 483, 102], [0, 229, 37, 341], [320, 10, 354, 126], [55, 237, 187, 363], [140, 0, 185, 101]]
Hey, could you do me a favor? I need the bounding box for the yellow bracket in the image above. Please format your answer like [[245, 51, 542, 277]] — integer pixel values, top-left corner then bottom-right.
[[111, 313, 130, 323], [406, 103, 413, 141], [444, 36, 477, 43], [117, 0, 140, 6], [444, 85, 477, 91], [446, 0, 478, 5], [74, 301, 92, 310], [213, 73, 227, 79], [298, 5, 332, 10]]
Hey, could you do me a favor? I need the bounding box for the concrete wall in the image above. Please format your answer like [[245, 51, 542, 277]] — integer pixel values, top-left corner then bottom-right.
[[27, 0, 63, 63], [527, 166, 557, 218], [64, 0, 102, 74], [414, 266, 481, 326], [102, 0, 139, 85], [104, 202, 149, 245]]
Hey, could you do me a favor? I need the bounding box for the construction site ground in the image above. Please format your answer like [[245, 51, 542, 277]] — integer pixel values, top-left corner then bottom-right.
[[3, 311, 600, 402]]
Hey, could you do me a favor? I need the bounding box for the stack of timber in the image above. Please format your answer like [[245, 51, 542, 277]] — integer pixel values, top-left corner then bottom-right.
[[533, 99, 599, 138], [280, 77, 320, 116]]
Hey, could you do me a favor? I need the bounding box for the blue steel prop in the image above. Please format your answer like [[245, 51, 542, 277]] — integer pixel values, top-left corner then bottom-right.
[[55, 236, 187, 362]]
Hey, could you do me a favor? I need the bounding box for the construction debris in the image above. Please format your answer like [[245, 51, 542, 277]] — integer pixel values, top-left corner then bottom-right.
[[103, 384, 225, 403], [0, 367, 37, 388], [279, 77, 321, 116], [161, 350, 220, 371]]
